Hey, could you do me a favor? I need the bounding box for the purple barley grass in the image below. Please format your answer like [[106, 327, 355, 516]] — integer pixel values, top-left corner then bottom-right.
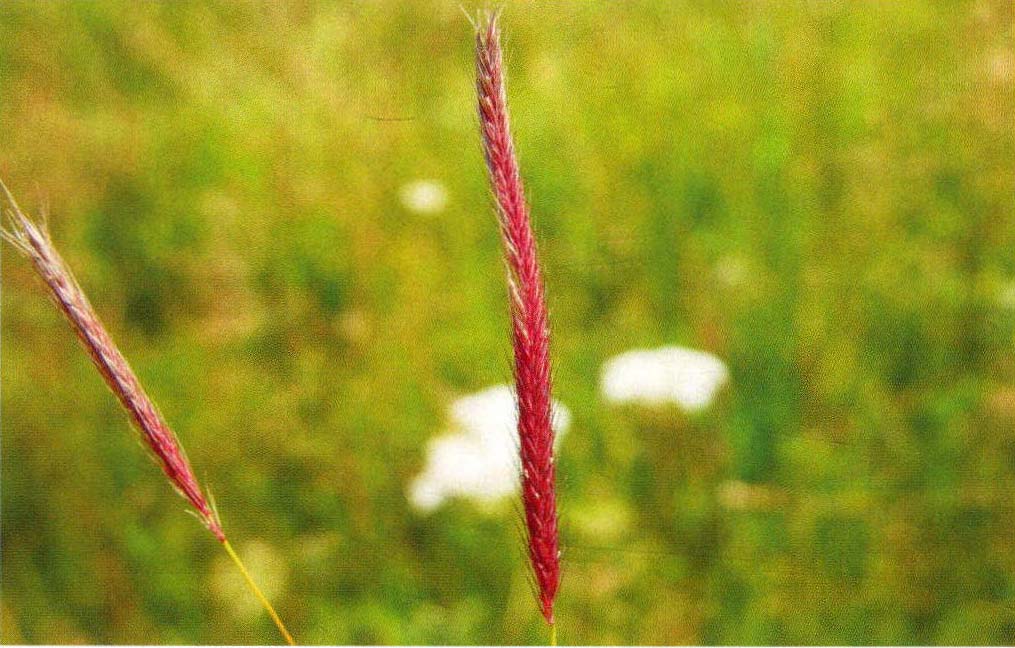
[[474, 11, 562, 637], [1, 182, 294, 645]]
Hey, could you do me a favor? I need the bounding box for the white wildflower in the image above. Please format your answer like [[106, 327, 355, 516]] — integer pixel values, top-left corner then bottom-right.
[[408, 385, 570, 513], [600, 346, 728, 411], [399, 179, 449, 214]]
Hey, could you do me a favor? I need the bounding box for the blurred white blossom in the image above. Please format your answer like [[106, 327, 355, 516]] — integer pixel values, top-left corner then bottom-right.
[[997, 280, 1015, 310], [713, 255, 749, 287], [408, 385, 571, 513], [399, 179, 449, 214], [600, 346, 728, 411]]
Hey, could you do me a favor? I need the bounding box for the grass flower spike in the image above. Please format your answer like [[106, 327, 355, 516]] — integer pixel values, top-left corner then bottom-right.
[[1, 182, 295, 645], [474, 12, 562, 637]]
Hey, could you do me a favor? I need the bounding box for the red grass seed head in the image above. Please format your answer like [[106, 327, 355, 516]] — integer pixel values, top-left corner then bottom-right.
[[475, 11, 561, 625], [1, 183, 225, 542]]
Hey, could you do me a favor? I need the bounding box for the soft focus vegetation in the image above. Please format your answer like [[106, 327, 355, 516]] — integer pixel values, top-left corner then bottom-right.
[[2, 1, 1013, 644]]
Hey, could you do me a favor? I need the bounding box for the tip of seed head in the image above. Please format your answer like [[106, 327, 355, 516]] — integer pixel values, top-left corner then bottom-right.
[[0, 181, 44, 256], [542, 601, 554, 625], [470, 6, 502, 42]]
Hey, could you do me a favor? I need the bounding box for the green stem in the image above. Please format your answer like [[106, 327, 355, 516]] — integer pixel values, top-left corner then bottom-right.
[[222, 539, 296, 645]]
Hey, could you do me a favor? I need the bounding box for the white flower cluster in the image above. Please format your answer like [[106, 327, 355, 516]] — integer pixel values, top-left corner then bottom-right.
[[600, 346, 728, 411], [408, 385, 571, 513], [408, 346, 729, 513], [399, 179, 449, 214]]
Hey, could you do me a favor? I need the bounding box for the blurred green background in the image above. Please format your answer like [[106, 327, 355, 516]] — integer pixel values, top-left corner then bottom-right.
[[2, 1, 1014, 644]]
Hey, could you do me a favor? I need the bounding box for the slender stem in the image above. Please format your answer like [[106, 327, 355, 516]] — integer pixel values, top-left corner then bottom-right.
[[550, 622, 557, 646], [222, 539, 296, 646]]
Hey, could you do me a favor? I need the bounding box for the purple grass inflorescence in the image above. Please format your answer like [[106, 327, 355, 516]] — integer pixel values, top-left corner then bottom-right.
[[1, 182, 294, 645], [474, 11, 562, 631]]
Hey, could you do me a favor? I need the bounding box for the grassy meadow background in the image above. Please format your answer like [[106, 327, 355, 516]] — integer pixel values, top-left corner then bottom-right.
[[2, 1, 1014, 644]]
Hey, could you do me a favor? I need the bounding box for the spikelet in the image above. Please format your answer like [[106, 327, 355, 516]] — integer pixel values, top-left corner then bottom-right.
[[474, 11, 562, 630], [1, 182, 225, 540], [1, 182, 294, 645]]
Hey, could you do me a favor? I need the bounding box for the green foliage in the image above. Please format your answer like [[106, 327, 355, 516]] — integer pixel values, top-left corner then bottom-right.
[[2, 1, 1013, 644]]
